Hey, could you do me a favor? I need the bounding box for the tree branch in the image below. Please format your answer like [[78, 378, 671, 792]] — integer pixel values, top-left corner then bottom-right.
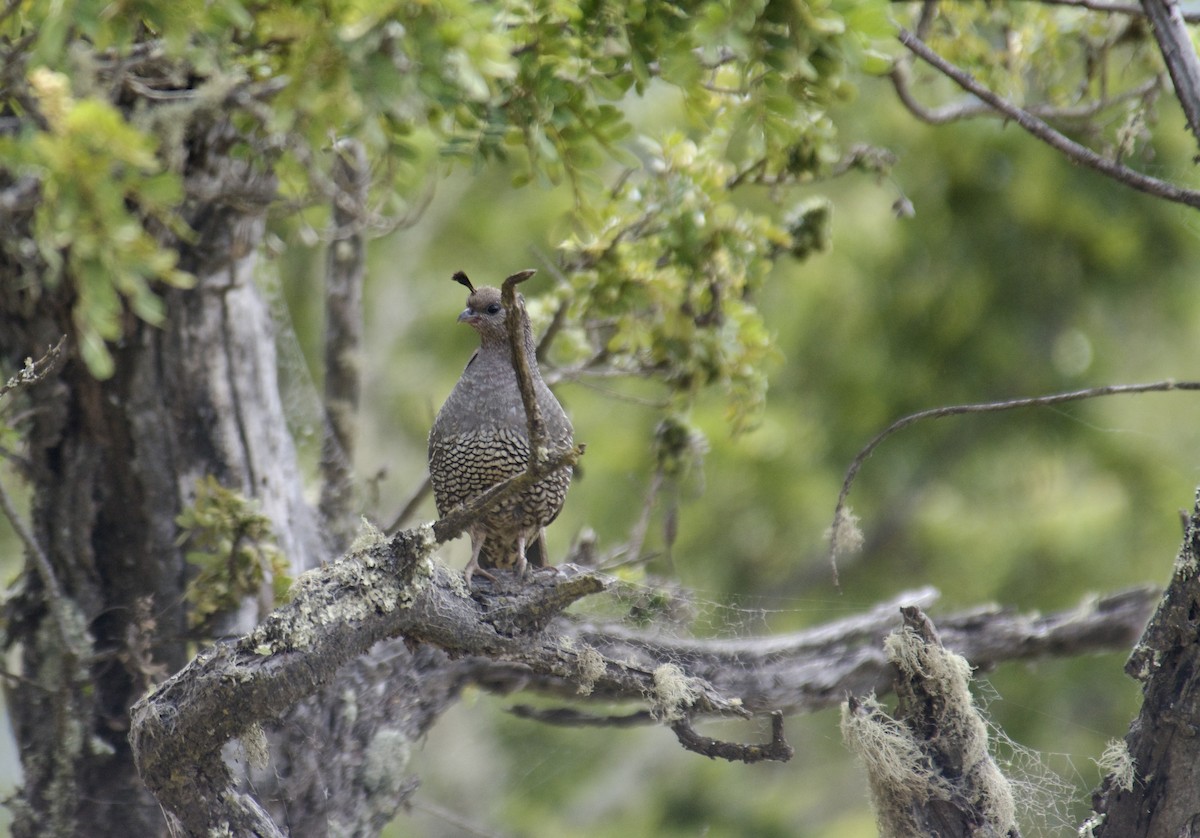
[[897, 28, 1200, 211], [891, 57, 1164, 126], [463, 585, 1157, 717], [130, 534, 592, 834], [828, 379, 1200, 567], [1140, 0, 1200, 148], [671, 711, 794, 763], [319, 139, 369, 548], [128, 529, 750, 833], [130, 511, 1156, 834], [843, 606, 1020, 837], [500, 268, 546, 467], [0, 334, 67, 401]]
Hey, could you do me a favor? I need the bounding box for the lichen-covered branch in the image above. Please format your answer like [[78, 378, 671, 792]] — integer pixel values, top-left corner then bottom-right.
[[843, 607, 1020, 838], [559, 585, 1157, 716], [129, 529, 740, 833], [1087, 490, 1200, 835]]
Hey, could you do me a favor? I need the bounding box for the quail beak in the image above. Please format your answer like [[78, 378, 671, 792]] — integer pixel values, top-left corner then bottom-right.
[[458, 308, 477, 324]]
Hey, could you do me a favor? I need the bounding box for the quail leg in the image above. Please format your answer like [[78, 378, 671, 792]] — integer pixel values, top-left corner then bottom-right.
[[464, 534, 496, 585], [514, 534, 528, 578]]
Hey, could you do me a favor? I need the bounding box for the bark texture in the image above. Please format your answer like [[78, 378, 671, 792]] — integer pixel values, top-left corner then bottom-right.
[[0, 95, 325, 836], [1090, 491, 1200, 837]]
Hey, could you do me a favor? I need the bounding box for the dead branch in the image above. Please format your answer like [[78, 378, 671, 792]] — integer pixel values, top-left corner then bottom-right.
[[500, 268, 546, 465], [0, 335, 67, 401], [843, 606, 1021, 837], [129, 528, 747, 834], [458, 584, 1156, 717], [890, 57, 1164, 126], [671, 712, 794, 763]]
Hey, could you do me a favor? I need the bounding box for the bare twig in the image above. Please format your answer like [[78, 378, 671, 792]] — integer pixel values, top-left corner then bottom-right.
[[129, 537, 744, 832], [500, 269, 545, 466], [0, 335, 67, 401], [828, 378, 1200, 573], [612, 466, 664, 570], [891, 57, 1164, 125], [671, 711, 794, 764], [897, 28, 1200, 210], [0, 336, 83, 650], [561, 585, 1156, 715], [509, 706, 654, 727], [0, 479, 63, 604], [902, 0, 1200, 22]]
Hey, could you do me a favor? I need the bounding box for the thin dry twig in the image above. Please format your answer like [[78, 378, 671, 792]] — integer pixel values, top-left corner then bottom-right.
[[0, 335, 67, 402], [508, 706, 653, 727], [891, 58, 1164, 125], [671, 711, 794, 764], [500, 268, 545, 465], [827, 379, 1200, 579], [431, 445, 584, 546]]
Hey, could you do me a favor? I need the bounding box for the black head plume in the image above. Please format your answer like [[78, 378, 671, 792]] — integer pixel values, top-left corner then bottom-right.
[[452, 271, 475, 293]]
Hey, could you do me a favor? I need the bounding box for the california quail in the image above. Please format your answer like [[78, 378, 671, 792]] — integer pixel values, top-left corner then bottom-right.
[[428, 271, 573, 583]]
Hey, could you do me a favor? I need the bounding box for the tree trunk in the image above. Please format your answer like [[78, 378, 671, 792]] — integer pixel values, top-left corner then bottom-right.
[[0, 119, 327, 835]]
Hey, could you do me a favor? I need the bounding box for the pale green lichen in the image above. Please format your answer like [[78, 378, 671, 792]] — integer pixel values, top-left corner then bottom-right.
[[848, 627, 1018, 838], [824, 505, 865, 558], [575, 645, 606, 696], [842, 695, 951, 805], [348, 517, 385, 553], [362, 728, 411, 795], [653, 663, 699, 722], [1095, 738, 1135, 792], [244, 525, 436, 655], [446, 564, 470, 598], [241, 723, 269, 772]]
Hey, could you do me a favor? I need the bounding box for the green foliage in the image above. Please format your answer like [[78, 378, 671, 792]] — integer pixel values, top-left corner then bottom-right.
[[2, 0, 873, 402], [556, 132, 788, 431], [0, 69, 191, 378], [176, 476, 291, 633]]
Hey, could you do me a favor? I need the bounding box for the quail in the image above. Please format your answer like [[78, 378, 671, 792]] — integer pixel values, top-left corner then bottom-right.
[[428, 271, 573, 584]]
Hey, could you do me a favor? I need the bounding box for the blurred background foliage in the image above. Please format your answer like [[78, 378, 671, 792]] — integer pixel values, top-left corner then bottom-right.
[[2, 0, 1199, 834]]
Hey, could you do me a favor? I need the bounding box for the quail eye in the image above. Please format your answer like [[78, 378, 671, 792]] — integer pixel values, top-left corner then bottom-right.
[[486, 304, 502, 315]]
